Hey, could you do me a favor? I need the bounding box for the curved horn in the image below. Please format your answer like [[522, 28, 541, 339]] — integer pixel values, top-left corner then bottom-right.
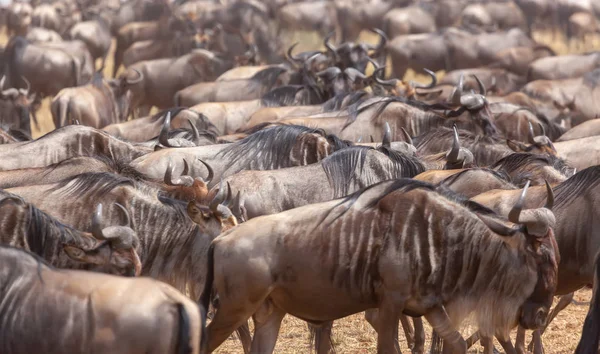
[[373, 67, 398, 87], [182, 159, 189, 176], [527, 120, 536, 144], [382, 122, 391, 148], [286, 42, 302, 65], [447, 125, 461, 162], [159, 112, 173, 148], [20, 76, 30, 95], [450, 74, 464, 106], [126, 69, 144, 85], [367, 57, 380, 70], [356, 136, 363, 143], [538, 122, 546, 137], [508, 180, 530, 224], [163, 160, 176, 185], [544, 180, 554, 210], [91, 204, 106, 240], [472, 74, 486, 96], [0, 75, 5, 90], [414, 68, 437, 89], [0, 76, 16, 97], [370, 28, 388, 55], [344, 67, 368, 82], [197, 159, 214, 184], [209, 179, 226, 212], [187, 118, 201, 145], [114, 203, 131, 227], [400, 127, 413, 145], [324, 31, 337, 57]]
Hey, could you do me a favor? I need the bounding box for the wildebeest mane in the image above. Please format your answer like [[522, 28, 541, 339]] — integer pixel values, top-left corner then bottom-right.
[[260, 85, 304, 107], [0, 245, 54, 279], [555, 166, 600, 208], [322, 91, 369, 112], [322, 146, 425, 198], [217, 124, 330, 170], [51, 172, 135, 199], [326, 178, 498, 225], [441, 168, 513, 187], [344, 96, 444, 130], [40, 154, 148, 181], [492, 153, 572, 177], [249, 66, 287, 88]]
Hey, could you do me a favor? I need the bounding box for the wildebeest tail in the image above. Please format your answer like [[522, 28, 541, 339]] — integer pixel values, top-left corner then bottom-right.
[[430, 330, 443, 354], [175, 303, 193, 354], [199, 242, 215, 353], [71, 56, 81, 87], [52, 99, 70, 129]]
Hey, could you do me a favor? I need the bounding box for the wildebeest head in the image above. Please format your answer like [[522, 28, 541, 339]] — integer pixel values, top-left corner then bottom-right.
[[187, 180, 238, 234], [506, 121, 557, 156], [506, 181, 559, 330], [0, 75, 36, 134], [162, 158, 214, 203], [110, 69, 144, 121], [64, 203, 142, 277], [479, 181, 558, 329], [444, 125, 475, 169], [324, 29, 387, 73], [371, 66, 438, 98]]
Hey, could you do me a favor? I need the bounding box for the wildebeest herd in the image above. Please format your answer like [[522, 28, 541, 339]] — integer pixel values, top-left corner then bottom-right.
[[1, 0, 600, 353]]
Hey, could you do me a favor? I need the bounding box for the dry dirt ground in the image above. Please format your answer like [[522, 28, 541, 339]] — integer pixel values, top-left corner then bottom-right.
[[2, 28, 597, 353]]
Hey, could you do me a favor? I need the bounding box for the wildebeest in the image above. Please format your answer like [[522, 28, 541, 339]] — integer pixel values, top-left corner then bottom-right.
[[0, 245, 201, 354], [68, 17, 112, 69], [196, 178, 558, 353], [3, 37, 88, 97], [0, 75, 36, 136], [527, 52, 600, 81], [123, 49, 233, 116], [51, 69, 143, 128], [173, 66, 289, 107], [0, 193, 141, 276], [0, 125, 151, 171]]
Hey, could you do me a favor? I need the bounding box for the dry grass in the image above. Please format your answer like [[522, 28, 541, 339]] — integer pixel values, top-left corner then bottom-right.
[[2, 27, 597, 353]]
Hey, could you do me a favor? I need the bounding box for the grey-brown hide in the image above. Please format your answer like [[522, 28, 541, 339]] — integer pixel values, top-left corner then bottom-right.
[[438, 168, 517, 198], [123, 49, 233, 115], [68, 19, 112, 69], [2, 37, 87, 97], [489, 45, 555, 76], [51, 70, 143, 129], [0, 125, 151, 171], [5, 2, 32, 36], [528, 52, 600, 81], [216, 145, 425, 220], [174, 66, 289, 107], [199, 179, 558, 353], [440, 68, 526, 96], [0, 191, 141, 276], [491, 153, 574, 187], [103, 108, 219, 142], [130, 124, 346, 188], [0, 246, 201, 354], [25, 27, 62, 43], [5, 172, 225, 299]]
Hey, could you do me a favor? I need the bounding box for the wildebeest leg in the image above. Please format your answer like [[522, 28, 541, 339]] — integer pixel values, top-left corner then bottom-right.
[[465, 331, 481, 348], [412, 318, 425, 354], [497, 337, 517, 354], [365, 309, 415, 350], [542, 293, 574, 334], [250, 303, 286, 354], [531, 330, 544, 354], [515, 326, 526, 354], [206, 301, 262, 352], [376, 300, 402, 354], [236, 322, 252, 354], [311, 321, 334, 354], [526, 293, 575, 352], [424, 306, 467, 354], [481, 336, 495, 354]]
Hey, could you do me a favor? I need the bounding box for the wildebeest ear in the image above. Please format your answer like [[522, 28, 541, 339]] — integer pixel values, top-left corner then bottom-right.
[[506, 139, 526, 152], [63, 244, 105, 265]]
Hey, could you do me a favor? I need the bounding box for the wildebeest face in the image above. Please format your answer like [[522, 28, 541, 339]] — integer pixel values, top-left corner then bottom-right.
[[63, 240, 142, 277], [519, 227, 560, 330], [187, 202, 237, 235]]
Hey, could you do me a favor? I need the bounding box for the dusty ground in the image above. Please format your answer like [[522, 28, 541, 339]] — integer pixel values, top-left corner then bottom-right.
[[3, 27, 597, 353]]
